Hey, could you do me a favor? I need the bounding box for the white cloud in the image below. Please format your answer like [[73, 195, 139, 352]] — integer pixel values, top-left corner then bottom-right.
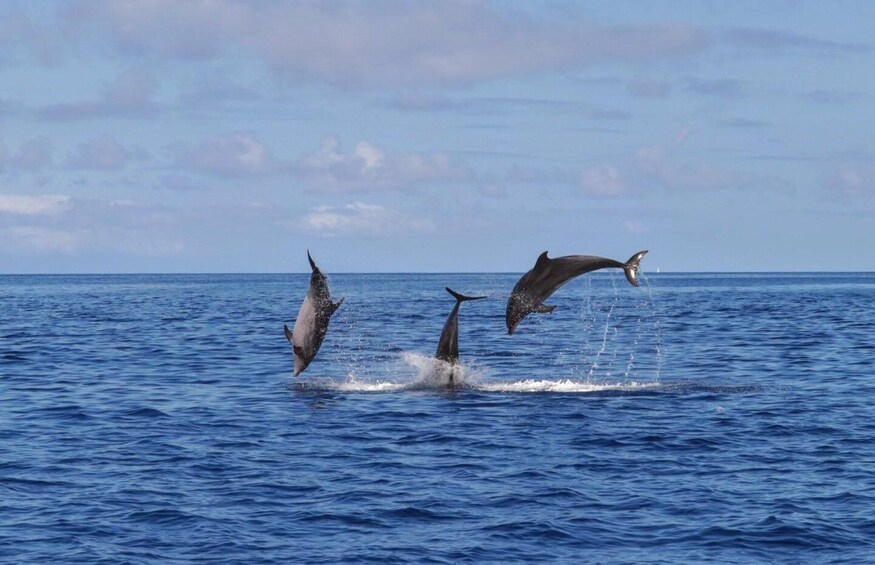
[[0, 194, 70, 215], [65, 1, 707, 86], [299, 202, 436, 237], [176, 133, 273, 177], [580, 165, 627, 197], [298, 136, 472, 191]]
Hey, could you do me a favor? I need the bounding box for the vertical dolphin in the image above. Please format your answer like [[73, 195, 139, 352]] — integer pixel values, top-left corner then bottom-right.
[[505, 250, 647, 335], [284, 251, 344, 376], [435, 287, 487, 386]]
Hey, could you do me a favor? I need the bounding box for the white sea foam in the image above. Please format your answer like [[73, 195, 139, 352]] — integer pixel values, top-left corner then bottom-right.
[[475, 379, 661, 394], [291, 352, 660, 394]]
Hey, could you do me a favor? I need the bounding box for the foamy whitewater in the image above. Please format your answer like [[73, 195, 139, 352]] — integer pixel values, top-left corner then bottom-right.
[[3, 272, 875, 563], [293, 352, 662, 394]]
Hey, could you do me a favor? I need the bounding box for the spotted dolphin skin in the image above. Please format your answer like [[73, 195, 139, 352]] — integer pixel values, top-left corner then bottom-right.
[[284, 251, 344, 376], [435, 287, 487, 385], [505, 250, 647, 335]]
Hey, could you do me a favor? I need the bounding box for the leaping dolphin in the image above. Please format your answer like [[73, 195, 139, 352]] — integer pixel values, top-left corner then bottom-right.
[[435, 287, 486, 385], [284, 251, 344, 376], [505, 250, 647, 335]]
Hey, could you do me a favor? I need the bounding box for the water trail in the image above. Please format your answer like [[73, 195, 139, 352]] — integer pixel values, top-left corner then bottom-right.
[[639, 272, 663, 381], [588, 273, 619, 379]]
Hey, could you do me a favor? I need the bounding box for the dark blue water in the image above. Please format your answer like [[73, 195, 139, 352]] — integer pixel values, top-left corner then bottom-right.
[[2, 272, 875, 563]]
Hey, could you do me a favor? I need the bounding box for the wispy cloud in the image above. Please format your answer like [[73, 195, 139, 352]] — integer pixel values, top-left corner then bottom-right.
[[821, 164, 875, 197], [580, 165, 628, 197], [803, 89, 866, 106], [1, 197, 188, 256], [719, 117, 771, 129], [385, 94, 585, 115], [298, 202, 436, 237], [66, 136, 133, 170], [38, 69, 159, 120], [298, 136, 473, 191], [626, 79, 672, 98], [633, 134, 756, 191], [574, 128, 788, 198], [64, 1, 707, 86], [0, 8, 62, 65], [0, 226, 78, 253], [0, 193, 70, 215], [724, 27, 867, 55], [685, 78, 745, 99], [5, 136, 54, 171], [175, 133, 275, 177]]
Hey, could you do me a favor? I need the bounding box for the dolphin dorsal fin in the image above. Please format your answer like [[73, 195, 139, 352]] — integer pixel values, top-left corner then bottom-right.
[[534, 251, 551, 270]]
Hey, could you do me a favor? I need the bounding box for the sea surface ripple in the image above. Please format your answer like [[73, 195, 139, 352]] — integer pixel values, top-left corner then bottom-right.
[[2, 272, 875, 563]]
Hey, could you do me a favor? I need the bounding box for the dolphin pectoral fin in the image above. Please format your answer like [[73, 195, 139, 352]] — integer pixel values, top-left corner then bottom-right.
[[623, 250, 648, 287], [330, 297, 345, 315], [534, 303, 556, 314], [284, 324, 294, 345]]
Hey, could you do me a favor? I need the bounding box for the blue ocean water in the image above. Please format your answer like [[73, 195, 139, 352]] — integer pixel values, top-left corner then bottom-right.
[[2, 272, 875, 563]]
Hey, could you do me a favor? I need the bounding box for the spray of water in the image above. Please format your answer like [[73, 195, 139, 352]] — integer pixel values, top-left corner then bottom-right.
[[291, 270, 664, 394]]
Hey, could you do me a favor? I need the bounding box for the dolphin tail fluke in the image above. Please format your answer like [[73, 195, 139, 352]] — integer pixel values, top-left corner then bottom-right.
[[623, 250, 648, 287], [283, 324, 294, 345], [445, 287, 487, 303]]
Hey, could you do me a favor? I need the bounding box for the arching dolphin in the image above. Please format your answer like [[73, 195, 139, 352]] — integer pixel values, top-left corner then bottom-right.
[[435, 287, 486, 385], [284, 251, 344, 376], [505, 250, 648, 335]]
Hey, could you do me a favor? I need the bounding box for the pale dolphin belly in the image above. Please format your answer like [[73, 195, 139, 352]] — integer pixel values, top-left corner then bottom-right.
[[292, 296, 318, 375]]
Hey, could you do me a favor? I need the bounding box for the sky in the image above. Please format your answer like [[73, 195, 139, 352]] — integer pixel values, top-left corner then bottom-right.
[[1, 0, 874, 273]]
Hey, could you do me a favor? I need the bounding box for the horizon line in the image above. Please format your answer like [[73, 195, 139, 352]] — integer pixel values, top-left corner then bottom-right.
[[1, 270, 874, 276]]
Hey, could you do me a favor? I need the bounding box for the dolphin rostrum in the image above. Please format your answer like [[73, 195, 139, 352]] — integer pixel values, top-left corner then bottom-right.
[[505, 250, 648, 335], [435, 287, 486, 385], [284, 251, 344, 376]]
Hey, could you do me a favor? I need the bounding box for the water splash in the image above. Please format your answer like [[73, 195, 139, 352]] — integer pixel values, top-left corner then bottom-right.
[[290, 352, 664, 394], [475, 379, 662, 394]]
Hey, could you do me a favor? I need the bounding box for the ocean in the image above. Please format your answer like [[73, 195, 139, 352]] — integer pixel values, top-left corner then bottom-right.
[[2, 272, 874, 563]]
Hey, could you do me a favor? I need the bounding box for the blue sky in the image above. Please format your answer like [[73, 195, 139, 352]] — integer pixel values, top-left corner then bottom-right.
[[1, 0, 873, 273]]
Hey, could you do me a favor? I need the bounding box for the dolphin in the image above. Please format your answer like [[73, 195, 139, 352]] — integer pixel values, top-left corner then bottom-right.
[[435, 287, 486, 385], [505, 250, 648, 335], [284, 251, 344, 376]]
